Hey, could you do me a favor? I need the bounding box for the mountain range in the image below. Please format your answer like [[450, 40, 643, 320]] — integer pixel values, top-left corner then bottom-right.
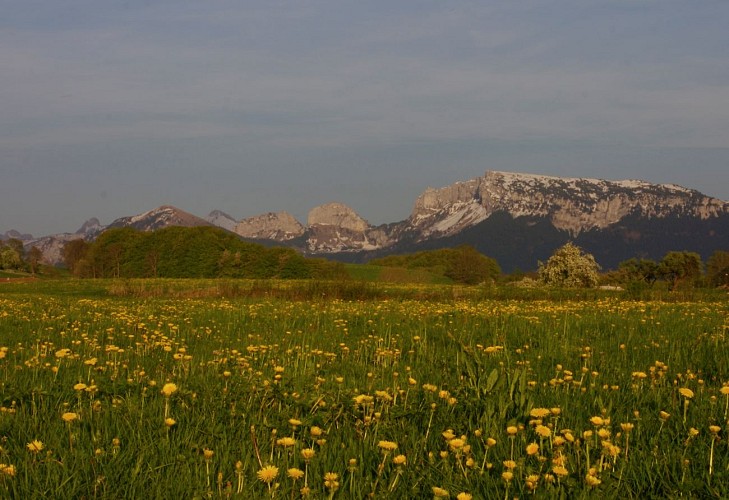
[[4, 170, 728, 272]]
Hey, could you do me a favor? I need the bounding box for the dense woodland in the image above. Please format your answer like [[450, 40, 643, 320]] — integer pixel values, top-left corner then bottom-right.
[[2, 226, 729, 288], [59, 227, 347, 280]]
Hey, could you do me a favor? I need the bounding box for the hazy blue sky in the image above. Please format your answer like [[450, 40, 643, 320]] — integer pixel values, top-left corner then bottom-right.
[[2, 1, 728, 236]]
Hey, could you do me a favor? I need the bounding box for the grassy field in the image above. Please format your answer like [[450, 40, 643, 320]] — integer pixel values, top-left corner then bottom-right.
[[0, 279, 728, 498]]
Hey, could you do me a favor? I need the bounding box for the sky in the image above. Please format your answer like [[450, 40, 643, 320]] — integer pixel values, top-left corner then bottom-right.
[[1, 0, 728, 236]]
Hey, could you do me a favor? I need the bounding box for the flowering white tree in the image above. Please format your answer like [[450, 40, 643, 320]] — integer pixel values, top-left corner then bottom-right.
[[538, 242, 600, 288]]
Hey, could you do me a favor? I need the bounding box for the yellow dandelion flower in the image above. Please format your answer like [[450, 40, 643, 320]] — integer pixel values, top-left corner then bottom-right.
[[448, 438, 465, 450], [585, 474, 601, 487], [161, 383, 178, 397], [309, 426, 323, 437], [456, 493, 473, 500], [257, 465, 279, 484], [288, 418, 302, 427], [679, 387, 695, 399], [432, 486, 450, 497], [300, 448, 315, 460], [276, 437, 296, 447], [659, 411, 670, 421], [393, 454, 407, 465], [61, 412, 79, 423], [377, 440, 398, 451], [535, 425, 551, 438], [506, 426, 518, 436], [287, 468, 304, 480], [620, 422, 634, 432], [1, 464, 16, 477], [27, 440, 44, 453], [552, 465, 569, 478], [73, 383, 87, 391], [486, 437, 497, 447], [720, 386, 729, 395], [503, 460, 517, 469], [442, 429, 456, 440], [530, 408, 551, 418], [709, 425, 721, 435], [324, 472, 339, 490], [502, 471, 514, 482], [203, 448, 214, 460], [526, 442, 539, 455], [165, 417, 176, 427], [589, 416, 604, 426]]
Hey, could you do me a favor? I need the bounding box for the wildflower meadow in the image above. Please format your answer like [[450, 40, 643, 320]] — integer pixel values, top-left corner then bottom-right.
[[0, 279, 728, 498]]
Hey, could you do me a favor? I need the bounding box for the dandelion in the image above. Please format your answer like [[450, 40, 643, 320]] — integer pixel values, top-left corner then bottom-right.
[[678, 387, 694, 399], [324, 472, 339, 498], [161, 383, 178, 397], [526, 442, 539, 456], [165, 417, 176, 427], [525, 474, 540, 491], [300, 448, 315, 461], [276, 437, 296, 448], [287, 468, 304, 481], [62, 412, 79, 422], [27, 440, 44, 453], [377, 440, 398, 452], [553, 465, 569, 478], [393, 454, 407, 465], [1, 464, 16, 477], [456, 493, 472, 500], [535, 425, 551, 438], [432, 486, 450, 497], [530, 408, 551, 419], [257, 464, 279, 486], [585, 474, 601, 487]]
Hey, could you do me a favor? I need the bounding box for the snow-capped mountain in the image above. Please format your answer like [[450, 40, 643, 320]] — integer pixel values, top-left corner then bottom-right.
[[7, 170, 728, 270]]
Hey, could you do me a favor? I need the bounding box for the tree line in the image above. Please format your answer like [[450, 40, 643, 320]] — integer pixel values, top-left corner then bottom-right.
[[534, 242, 729, 290], [61, 226, 346, 280], [0, 238, 43, 274]]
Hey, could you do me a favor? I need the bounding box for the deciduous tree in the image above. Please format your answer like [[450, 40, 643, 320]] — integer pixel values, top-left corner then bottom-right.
[[538, 242, 600, 288]]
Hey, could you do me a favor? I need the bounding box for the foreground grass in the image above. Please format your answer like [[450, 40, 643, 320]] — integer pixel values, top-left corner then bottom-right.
[[0, 279, 728, 498]]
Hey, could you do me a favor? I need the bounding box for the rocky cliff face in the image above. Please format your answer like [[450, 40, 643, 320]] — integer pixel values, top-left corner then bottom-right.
[[234, 212, 304, 240], [406, 171, 728, 238], [305, 203, 391, 252], [206, 210, 238, 232]]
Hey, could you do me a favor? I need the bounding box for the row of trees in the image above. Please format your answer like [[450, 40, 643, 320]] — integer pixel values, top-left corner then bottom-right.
[[0, 239, 43, 274], [537, 242, 729, 289], [370, 245, 501, 285], [62, 226, 347, 280]]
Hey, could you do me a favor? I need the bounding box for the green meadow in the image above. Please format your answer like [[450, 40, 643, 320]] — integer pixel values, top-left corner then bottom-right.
[[0, 279, 728, 498]]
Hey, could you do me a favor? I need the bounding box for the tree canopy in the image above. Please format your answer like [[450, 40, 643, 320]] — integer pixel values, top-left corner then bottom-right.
[[62, 226, 346, 280], [538, 242, 600, 288], [369, 245, 501, 284]]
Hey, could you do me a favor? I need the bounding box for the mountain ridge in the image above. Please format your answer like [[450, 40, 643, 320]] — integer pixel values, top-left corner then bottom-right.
[[7, 170, 728, 271]]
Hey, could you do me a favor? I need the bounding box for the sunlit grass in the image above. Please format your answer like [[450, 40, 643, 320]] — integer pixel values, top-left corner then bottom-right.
[[0, 279, 727, 497]]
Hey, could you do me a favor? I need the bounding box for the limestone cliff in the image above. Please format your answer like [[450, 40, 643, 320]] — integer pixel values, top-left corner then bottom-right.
[[234, 212, 304, 240]]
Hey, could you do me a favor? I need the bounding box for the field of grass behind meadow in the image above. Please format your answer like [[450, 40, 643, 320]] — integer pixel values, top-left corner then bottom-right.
[[0, 278, 728, 498]]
